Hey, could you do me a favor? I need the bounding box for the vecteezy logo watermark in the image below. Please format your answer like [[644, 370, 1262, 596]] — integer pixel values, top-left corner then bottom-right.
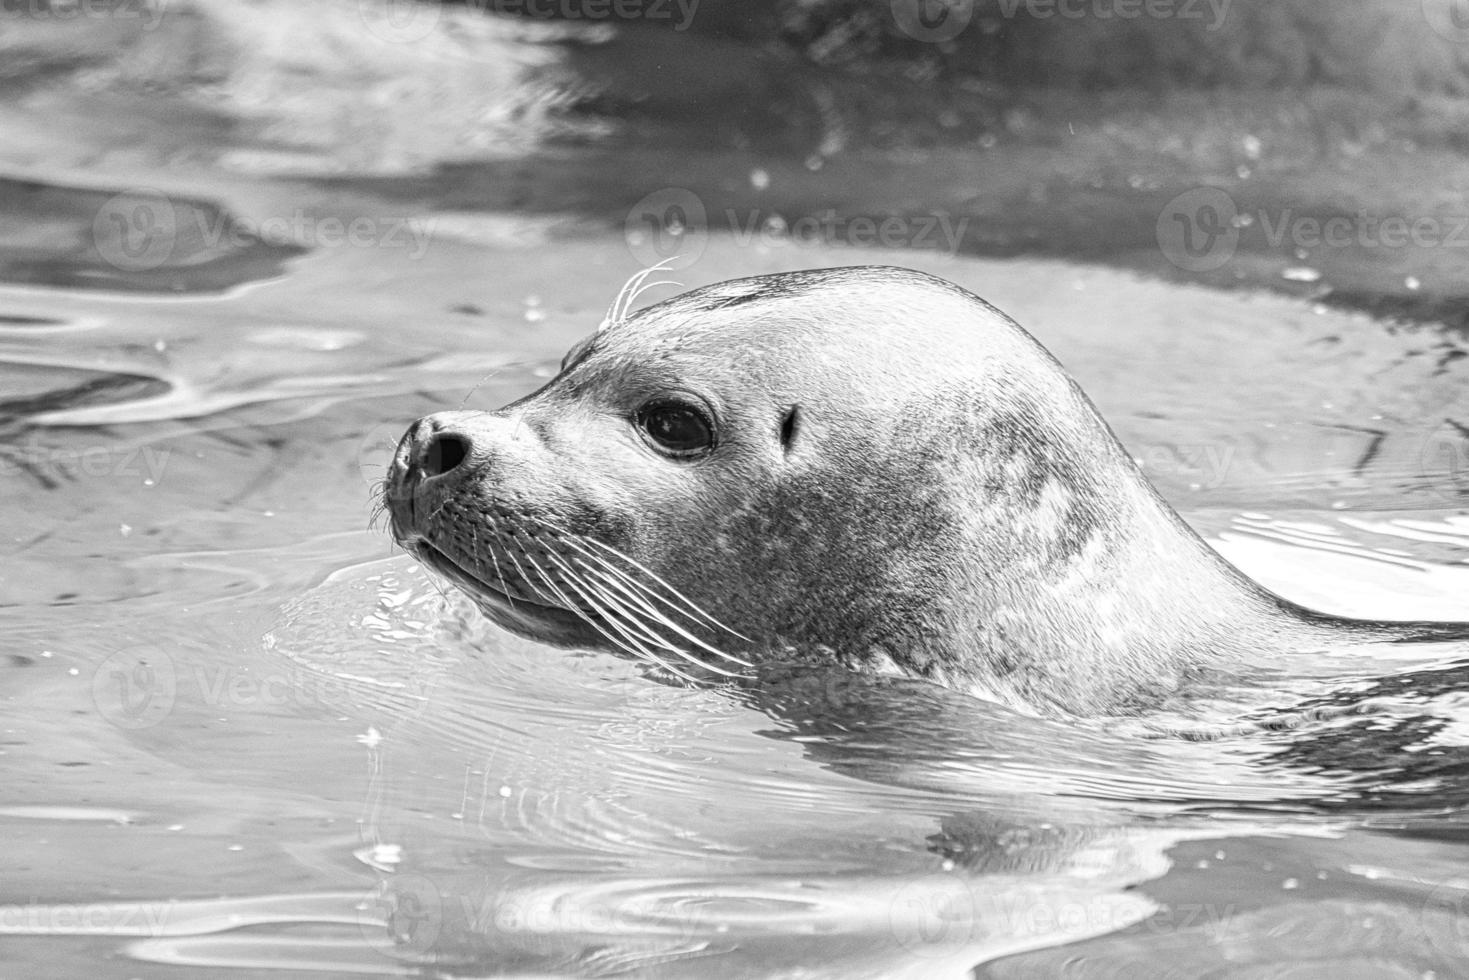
[[1420, 419, 1469, 500], [0, 0, 169, 30], [1423, 0, 1469, 43], [359, 875, 445, 958], [625, 188, 711, 270], [94, 189, 179, 274], [91, 646, 178, 730], [889, 874, 978, 952], [358, 0, 700, 43], [1159, 187, 1469, 273], [358, 0, 443, 44], [1156, 187, 1241, 272], [890, 0, 976, 43], [93, 189, 439, 272], [625, 187, 971, 270]]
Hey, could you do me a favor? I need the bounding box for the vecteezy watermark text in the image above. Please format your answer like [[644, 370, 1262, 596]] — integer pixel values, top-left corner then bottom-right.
[[888, 872, 1243, 955], [1158, 187, 1469, 273], [0, 900, 175, 935], [90, 646, 432, 729], [0, 0, 168, 30], [624, 188, 970, 269], [357, 872, 711, 960], [0, 439, 171, 484], [1133, 442, 1235, 490], [203, 211, 436, 259], [994, 0, 1230, 27], [890, 0, 1231, 43], [727, 210, 971, 252], [93, 189, 438, 272], [494, 0, 699, 28], [357, 0, 699, 44]]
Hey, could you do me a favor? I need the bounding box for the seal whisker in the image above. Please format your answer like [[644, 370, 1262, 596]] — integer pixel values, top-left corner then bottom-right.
[[575, 560, 752, 671], [559, 536, 750, 646], [541, 549, 748, 678], [555, 538, 691, 615], [603, 274, 635, 329], [616, 261, 673, 320], [521, 559, 661, 666], [601, 259, 679, 330], [412, 549, 456, 603], [538, 524, 722, 627], [564, 535, 752, 642], [625, 278, 682, 314], [519, 550, 601, 624], [534, 520, 741, 640], [537, 560, 706, 684], [556, 566, 716, 675], [458, 366, 509, 410], [479, 517, 522, 611], [368, 481, 389, 531], [602, 271, 640, 329], [498, 533, 563, 608]]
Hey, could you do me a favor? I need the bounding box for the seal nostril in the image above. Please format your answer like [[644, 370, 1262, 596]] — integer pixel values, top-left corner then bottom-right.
[[423, 432, 470, 478]]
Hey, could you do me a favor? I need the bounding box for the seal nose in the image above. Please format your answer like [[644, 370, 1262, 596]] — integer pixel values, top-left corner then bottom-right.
[[403, 416, 473, 481], [420, 429, 470, 478]]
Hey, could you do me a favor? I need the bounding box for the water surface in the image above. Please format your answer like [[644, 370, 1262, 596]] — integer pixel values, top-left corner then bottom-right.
[[4, 4, 1469, 978]]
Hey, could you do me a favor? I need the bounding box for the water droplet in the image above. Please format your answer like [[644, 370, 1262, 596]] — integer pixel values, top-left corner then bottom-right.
[[1282, 267, 1322, 283]]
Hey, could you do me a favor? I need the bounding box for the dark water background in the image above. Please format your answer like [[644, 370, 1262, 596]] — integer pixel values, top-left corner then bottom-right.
[[4, 1, 1469, 977]]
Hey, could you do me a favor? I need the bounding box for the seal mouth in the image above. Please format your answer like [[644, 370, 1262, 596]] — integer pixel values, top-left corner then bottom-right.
[[407, 538, 600, 645]]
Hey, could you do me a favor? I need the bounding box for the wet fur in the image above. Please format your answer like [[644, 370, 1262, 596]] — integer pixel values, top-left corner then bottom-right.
[[387, 266, 1466, 715]]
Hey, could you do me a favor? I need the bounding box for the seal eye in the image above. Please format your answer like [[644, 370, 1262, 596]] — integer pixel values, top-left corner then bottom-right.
[[636, 401, 715, 458]]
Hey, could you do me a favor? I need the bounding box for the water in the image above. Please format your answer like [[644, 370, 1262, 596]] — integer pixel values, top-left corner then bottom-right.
[[4, 3, 1469, 978]]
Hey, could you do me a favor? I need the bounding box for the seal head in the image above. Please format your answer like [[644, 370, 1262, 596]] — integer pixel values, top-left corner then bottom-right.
[[385, 267, 1374, 714]]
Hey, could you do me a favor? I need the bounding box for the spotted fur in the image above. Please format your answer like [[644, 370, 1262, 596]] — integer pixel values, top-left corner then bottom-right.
[[385, 266, 1461, 715]]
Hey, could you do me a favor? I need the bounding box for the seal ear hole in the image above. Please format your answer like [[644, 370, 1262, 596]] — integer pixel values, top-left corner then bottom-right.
[[779, 406, 799, 453]]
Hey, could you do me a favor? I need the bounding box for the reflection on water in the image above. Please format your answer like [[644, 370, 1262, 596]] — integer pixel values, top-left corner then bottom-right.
[[3, 2, 1469, 978], [5, 234, 1469, 977]]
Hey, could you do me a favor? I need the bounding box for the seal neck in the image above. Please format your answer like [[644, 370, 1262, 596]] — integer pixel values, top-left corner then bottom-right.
[[940, 437, 1324, 715]]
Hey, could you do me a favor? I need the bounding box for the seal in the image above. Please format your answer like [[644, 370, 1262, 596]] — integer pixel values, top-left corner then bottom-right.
[[383, 266, 1466, 715]]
